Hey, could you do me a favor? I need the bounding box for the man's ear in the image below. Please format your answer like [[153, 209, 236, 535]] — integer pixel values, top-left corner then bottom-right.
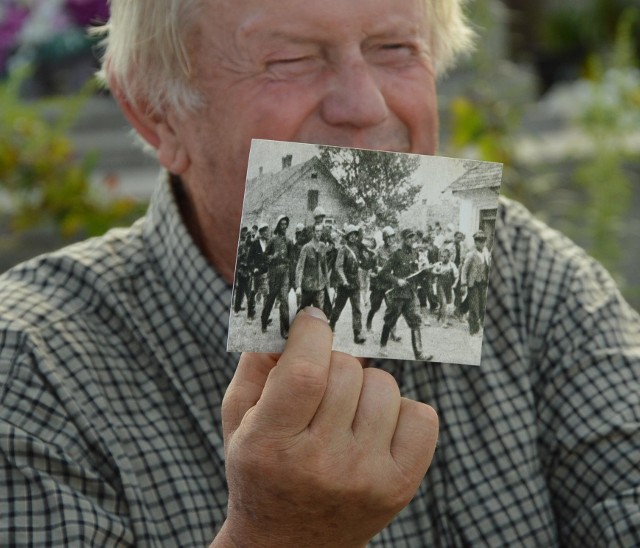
[[111, 81, 190, 175]]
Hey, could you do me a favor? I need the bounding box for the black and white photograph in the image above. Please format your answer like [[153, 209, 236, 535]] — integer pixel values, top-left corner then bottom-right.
[[227, 139, 503, 365]]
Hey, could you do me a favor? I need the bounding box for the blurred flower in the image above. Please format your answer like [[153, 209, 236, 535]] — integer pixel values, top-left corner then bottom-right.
[[65, 0, 109, 26], [0, 0, 108, 72], [0, 3, 30, 71]]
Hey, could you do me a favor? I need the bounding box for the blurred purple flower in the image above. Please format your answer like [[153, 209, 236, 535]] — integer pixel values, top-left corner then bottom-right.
[[0, 4, 30, 70], [65, 0, 109, 26]]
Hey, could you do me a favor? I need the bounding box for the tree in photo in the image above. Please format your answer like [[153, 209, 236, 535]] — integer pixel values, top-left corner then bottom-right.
[[318, 146, 422, 226]]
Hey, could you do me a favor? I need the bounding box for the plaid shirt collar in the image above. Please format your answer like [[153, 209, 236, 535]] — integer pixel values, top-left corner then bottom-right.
[[143, 173, 234, 355]]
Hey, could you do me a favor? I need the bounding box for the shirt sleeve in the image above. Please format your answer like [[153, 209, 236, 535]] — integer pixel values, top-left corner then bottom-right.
[[0, 337, 134, 546], [532, 245, 640, 546]]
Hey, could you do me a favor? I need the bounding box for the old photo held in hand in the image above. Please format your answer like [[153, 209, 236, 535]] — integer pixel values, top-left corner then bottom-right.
[[228, 139, 502, 366]]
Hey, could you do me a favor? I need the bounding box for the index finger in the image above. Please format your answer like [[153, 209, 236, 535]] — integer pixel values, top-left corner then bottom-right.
[[253, 307, 333, 434], [222, 351, 280, 440]]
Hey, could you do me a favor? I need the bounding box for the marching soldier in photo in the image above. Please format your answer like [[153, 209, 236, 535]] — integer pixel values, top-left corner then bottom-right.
[[329, 224, 366, 344], [247, 222, 270, 322], [452, 230, 467, 318], [460, 230, 491, 335], [295, 224, 329, 311], [417, 232, 440, 322], [300, 206, 333, 311], [292, 223, 306, 307], [233, 226, 251, 316], [431, 247, 459, 328], [357, 229, 376, 310], [322, 230, 339, 318], [299, 206, 328, 245], [366, 225, 396, 333], [379, 228, 433, 361], [261, 215, 294, 339]]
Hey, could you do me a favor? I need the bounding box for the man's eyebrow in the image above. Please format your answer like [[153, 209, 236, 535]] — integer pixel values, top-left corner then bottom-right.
[[243, 19, 424, 45], [241, 23, 321, 46]]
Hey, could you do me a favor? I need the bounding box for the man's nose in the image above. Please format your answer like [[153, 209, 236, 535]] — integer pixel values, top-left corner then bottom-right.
[[320, 58, 389, 129]]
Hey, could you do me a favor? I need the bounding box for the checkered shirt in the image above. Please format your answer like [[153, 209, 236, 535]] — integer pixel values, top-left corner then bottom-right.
[[1, 173, 639, 547]]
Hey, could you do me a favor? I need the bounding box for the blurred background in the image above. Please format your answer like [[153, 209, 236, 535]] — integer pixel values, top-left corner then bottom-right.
[[1, 0, 639, 310]]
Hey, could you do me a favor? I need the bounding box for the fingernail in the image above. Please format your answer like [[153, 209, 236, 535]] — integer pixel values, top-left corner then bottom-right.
[[303, 306, 327, 322]]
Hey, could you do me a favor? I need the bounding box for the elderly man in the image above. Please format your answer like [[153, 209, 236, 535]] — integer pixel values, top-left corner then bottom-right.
[[0, 1, 638, 547]]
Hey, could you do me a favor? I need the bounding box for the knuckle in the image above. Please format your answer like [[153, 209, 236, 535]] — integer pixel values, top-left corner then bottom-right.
[[363, 367, 400, 395], [279, 357, 328, 396]]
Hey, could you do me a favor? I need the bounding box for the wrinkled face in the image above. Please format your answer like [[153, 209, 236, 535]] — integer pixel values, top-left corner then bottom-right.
[[177, 0, 438, 237]]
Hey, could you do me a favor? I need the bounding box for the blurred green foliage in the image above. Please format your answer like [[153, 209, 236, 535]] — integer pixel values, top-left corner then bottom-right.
[[540, 0, 640, 58], [0, 68, 145, 238], [445, 3, 640, 308]]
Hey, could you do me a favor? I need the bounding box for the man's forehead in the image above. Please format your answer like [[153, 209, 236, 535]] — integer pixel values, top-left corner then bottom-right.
[[226, 0, 428, 43]]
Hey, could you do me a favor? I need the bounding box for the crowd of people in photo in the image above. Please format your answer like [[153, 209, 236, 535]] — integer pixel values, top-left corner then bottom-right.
[[233, 206, 492, 361]]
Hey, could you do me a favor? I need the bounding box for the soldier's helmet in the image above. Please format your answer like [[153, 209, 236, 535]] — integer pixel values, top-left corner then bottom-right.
[[382, 226, 395, 237], [258, 222, 269, 231], [400, 228, 416, 240], [276, 215, 290, 226], [345, 224, 359, 237], [312, 206, 326, 218], [295, 223, 304, 233]]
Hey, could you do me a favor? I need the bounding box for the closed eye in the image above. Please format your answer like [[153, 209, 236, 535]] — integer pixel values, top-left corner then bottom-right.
[[367, 43, 418, 66], [266, 57, 323, 79]]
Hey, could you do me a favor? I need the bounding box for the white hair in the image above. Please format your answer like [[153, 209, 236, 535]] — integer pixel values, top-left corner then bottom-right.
[[94, 0, 475, 116]]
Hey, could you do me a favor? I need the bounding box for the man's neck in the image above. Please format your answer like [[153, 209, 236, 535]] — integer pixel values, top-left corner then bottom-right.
[[171, 175, 238, 283]]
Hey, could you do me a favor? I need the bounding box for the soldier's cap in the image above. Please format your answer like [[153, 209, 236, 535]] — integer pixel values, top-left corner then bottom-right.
[[258, 222, 269, 231], [345, 224, 359, 236], [473, 230, 487, 241], [295, 223, 304, 232], [312, 206, 326, 218], [400, 228, 416, 240]]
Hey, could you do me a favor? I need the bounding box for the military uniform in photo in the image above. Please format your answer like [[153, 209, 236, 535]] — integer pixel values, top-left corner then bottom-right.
[[261, 215, 294, 339], [329, 225, 366, 344], [295, 228, 329, 311], [379, 229, 432, 361], [246, 224, 270, 320]]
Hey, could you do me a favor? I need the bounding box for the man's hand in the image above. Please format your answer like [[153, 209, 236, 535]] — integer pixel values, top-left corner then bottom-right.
[[214, 308, 438, 547], [397, 278, 408, 288]]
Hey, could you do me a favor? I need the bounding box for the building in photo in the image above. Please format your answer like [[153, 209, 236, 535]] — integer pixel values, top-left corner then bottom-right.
[[442, 161, 503, 249], [242, 155, 358, 233]]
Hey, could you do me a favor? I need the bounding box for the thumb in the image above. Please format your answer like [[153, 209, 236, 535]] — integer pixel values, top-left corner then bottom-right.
[[252, 307, 333, 435]]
